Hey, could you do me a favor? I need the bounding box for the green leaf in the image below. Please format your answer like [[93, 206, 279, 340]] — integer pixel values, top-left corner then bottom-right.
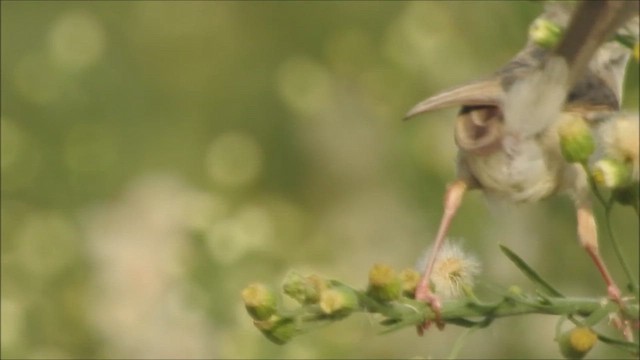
[[596, 333, 640, 354], [499, 244, 564, 298], [582, 301, 616, 327]]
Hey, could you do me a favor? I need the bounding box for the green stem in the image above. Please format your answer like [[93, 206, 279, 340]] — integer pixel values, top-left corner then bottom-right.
[[581, 163, 607, 208], [448, 327, 477, 360], [581, 162, 639, 297], [604, 200, 640, 297], [388, 296, 638, 326]]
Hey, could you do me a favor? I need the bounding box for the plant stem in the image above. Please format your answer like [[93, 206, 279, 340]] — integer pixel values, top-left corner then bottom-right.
[[604, 200, 640, 297], [581, 163, 607, 208]]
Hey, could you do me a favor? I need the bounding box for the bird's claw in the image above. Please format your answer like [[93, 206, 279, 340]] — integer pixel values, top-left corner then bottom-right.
[[415, 282, 445, 335], [607, 285, 623, 307]]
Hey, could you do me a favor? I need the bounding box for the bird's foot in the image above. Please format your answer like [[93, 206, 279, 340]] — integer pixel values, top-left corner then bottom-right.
[[606, 286, 636, 342], [607, 285, 623, 307], [415, 282, 445, 336]]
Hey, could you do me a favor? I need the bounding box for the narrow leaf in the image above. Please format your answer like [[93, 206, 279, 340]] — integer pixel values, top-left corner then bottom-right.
[[499, 244, 564, 297]]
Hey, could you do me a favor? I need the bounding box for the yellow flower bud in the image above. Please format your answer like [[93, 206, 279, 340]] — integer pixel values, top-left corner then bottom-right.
[[282, 272, 328, 305], [242, 283, 277, 321], [399, 268, 420, 298], [529, 18, 563, 49], [591, 158, 631, 189], [319, 286, 359, 316], [558, 114, 595, 164], [558, 327, 597, 359], [367, 263, 402, 302], [254, 316, 297, 345]]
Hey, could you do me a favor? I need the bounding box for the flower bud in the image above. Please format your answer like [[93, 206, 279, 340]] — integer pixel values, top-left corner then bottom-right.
[[591, 158, 632, 189], [399, 268, 420, 298], [242, 283, 277, 321], [253, 316, 297, 345], [367, 263, 402, 302], [282, 272, 328, 305], [529, 18, 563, 49], [558, 327, 597, 359], [319, 285, 359, 316], [634, 42, 639, 62], [558, 114, 595, 164]]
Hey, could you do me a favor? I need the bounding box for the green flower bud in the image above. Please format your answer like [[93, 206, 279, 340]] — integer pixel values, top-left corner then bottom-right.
[[399, 268, 420, 298], [254, 315, 297, 345], [242, 283, 277, 321], [367, 263, 402, 302], [282, 272, 312, 304], [591, 158, 632, 189], [558, 327, 597, 359], [558, 114, 595, 164], [529, 18, 563, 49], [319, 285, 359, 316], [282, 272, 328, 305]]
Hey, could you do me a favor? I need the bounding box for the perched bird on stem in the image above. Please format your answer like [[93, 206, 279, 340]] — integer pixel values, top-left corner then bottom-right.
[[404, 0, 639, 333]]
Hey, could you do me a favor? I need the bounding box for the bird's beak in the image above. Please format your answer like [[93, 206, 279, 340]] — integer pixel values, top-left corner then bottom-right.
[[404, 79, 504, 120]]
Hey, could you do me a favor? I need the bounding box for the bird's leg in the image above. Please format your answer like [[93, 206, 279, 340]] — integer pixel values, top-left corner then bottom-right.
[[415, 179, 468, 334], [575, 203, 634, 340], [576, 202, 624, 306]]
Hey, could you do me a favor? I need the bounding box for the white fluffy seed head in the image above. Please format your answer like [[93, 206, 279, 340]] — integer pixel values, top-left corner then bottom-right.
[[417, 240, 481, 299], [593, 113, 639, 182]]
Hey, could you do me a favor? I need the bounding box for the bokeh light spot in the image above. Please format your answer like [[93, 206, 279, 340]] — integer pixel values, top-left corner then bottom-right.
[[205, 132, 263, 188], [205, 204, 273, 264], [0, 118, 40, 192], [48, 10, 106, 71], [13, 52, 63, 105], [0, 297, 24, 349], [63, 121, 119, 179], [1, 117, 25, 171], [15, 212, 79, 277], [276, 56, 333, 117], [182, 191, 229, 231]]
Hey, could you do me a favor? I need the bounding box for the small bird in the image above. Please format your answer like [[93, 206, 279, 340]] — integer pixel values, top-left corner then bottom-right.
[[404, 0, 639, 330]]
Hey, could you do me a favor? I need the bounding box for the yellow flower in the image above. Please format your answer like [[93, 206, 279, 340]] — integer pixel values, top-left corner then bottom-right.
[[319, 286, 358, 315], [366, 263, 402, 302], [242, 283, 277, 321], [558, 327, 597, 359], [399, 268, 421, 297]]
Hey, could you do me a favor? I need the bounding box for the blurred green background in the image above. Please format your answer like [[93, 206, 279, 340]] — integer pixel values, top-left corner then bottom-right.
[[1, 1, 638, 358]]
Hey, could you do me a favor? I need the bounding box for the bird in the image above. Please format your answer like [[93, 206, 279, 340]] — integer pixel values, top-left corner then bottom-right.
[[404, 0, 639, 331]]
